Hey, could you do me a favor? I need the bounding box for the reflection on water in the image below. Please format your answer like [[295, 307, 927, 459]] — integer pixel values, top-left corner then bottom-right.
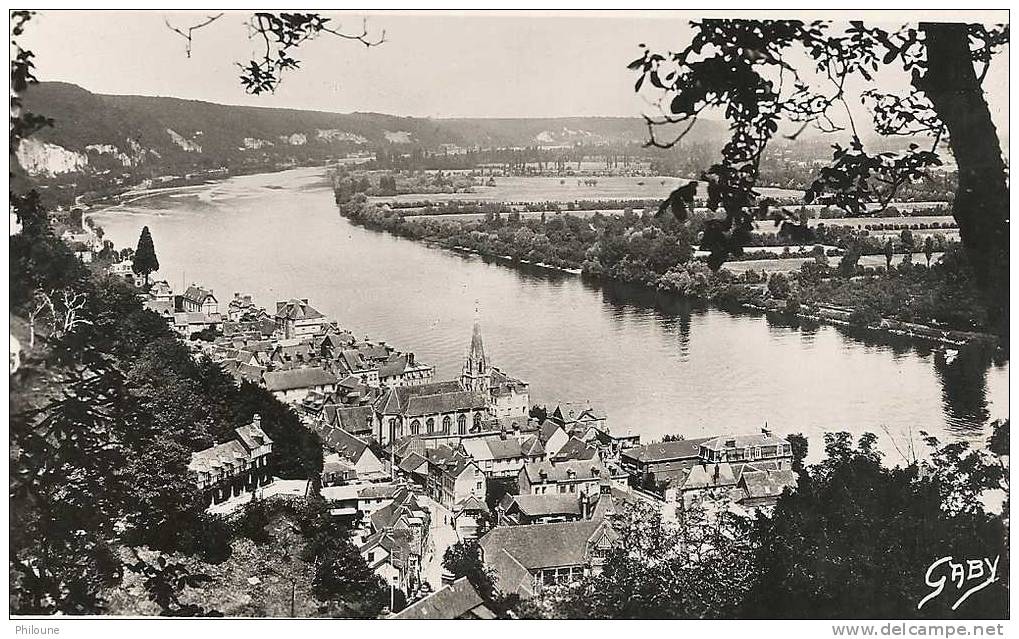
[[91, 167, 1008, 460]]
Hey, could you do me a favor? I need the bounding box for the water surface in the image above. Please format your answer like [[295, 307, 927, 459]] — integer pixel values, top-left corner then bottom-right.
[[93, 167, 1009, 461]]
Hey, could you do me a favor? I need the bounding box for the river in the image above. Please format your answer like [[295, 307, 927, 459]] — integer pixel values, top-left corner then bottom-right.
[[92, 166, 1009, 460]]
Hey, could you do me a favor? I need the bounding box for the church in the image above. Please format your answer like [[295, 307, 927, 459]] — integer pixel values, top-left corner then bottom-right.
[[373, 321, 530, 445]]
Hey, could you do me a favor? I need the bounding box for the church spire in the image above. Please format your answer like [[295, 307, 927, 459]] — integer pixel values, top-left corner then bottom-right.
[[462, 319, 490, 393], [468, 319, 486, 367]]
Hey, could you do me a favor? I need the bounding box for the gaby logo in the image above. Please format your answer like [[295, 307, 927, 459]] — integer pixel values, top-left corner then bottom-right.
[[917, 556, 1000, 611]]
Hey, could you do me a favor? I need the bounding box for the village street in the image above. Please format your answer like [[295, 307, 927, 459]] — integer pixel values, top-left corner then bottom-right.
[[419, 495, 461, 590]]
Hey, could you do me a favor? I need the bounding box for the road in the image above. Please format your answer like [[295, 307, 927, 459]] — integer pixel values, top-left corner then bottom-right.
[[419, 495, 461, 590]]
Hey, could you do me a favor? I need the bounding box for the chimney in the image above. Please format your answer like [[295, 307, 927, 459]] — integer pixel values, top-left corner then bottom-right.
[[408, 352, 415, 365], [252, 413, 262, 429]]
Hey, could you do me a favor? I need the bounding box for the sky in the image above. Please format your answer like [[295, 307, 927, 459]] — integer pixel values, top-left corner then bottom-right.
[[20, 10, 1009, 128]]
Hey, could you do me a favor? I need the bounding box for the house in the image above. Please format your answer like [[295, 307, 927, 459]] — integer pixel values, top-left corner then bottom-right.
[[313, 425, 386, 485], [374, 380, 490, 446], [262, 367, 337, 403], [518, 459, 610, 497], [498, 493, 586, 525], [392, 577, 495, 619], [269, 339, 318, 369], [619, 436, 713, 484], [590, 426, 641, 456], [148, 280, 174, 302], [275, 298, 328, 339], [548, 403, 607, 436], [319, 483, 360, 518], [227, 292, 256, 321], [378, 352, 435, 388], [181, 284, 219, 314], [188, 415, 273, 507], [451, 495, 490, 539], [172, 311, 222, 338], [425, 446, 486, 509], [334, 349, 381, 387], [736, 465, 797, 509], [551, 436, 598, 462], [478, 519, 619, 598], [325, 404, 375, 438], [357, 483, 407, 515], [699, 430, 794, 465], [360, 528, 417, 595], [489, 368, 530, 418], [459, 431, 545, 478], [538, 421, 571, 457]]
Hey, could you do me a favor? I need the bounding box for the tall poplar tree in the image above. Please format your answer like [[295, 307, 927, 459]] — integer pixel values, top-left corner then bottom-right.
[[133, 226, 159, 286]]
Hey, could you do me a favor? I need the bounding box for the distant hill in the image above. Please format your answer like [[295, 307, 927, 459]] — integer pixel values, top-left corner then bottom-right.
[[18, 82, 710, 180]]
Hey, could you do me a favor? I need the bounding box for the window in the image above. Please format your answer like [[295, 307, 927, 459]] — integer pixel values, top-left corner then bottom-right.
[[426, 418, 435, 434], [410, 419, 420, 435], [442, 415, 452, 433], [457, 414, 467, 435], [388, 418, 399, 439], [559, 485, 566, 494], [476, 482, 483, 490], [473, 412, 483, 430]]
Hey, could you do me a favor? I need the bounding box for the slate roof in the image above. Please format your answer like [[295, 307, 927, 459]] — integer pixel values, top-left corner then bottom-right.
[[188, 423, 272, 475], [521, 459, 609, 484], [480, 520, 618, 570], [330, 405, 374, 436], [313, 425, 371, 463], [538, 421, 565, 444], [391, 577, 494, 620], [275, 299, 324, 321], [505, 493, 582, 518], [357, 483, 405, 500], [682, 462, 738, 490], [621, 437, 713, 464], [398, 452, 428, 474], [553, 437, 598, 461], [182, 285, 216, 305], [740, 468, 797, 499], [262, 367, 336, 392], [702, 432, 789, 451], [374, 380, 486, 417]]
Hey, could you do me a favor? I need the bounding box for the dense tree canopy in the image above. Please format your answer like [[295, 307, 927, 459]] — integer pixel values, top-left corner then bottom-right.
[[631, 19, 1008, 334]]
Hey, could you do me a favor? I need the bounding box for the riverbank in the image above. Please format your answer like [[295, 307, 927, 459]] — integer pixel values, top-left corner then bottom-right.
[[335, 194, 999, 350]]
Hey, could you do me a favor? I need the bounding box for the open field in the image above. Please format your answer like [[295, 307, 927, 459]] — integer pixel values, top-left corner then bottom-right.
[[722, 252, 946, 274], [367, 175, 804, 204]]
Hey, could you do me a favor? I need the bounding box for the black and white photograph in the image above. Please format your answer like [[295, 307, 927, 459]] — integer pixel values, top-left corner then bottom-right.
[[7, 6, 1011, 630]]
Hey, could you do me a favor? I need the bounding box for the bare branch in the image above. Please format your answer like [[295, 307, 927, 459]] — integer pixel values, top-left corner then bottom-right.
[[164, 13, 224, 58]]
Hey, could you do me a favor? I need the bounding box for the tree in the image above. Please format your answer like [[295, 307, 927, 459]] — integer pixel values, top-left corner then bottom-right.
[[632, 19, 1009, 334], [923, 235, 935, 266], [442, 540, 497, 601], [518, 501, 757, 619], [837, 241, 863, 277], [884, 238, 895, 269], [900, 228, 916, 252], [747, 430, 1008, 619], [767, 272, 791, 299], [133, 226, 159, 286], [312, 537, 387, 618]]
